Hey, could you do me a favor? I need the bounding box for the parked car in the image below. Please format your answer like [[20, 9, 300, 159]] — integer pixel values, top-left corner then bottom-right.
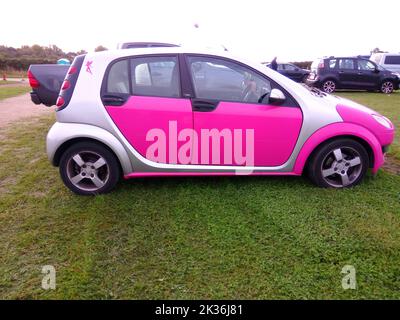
[[28, 47, 394, 194], [370, 52, 400, 74], [264, 62, 310, 82], [306, 56, 400, 93]]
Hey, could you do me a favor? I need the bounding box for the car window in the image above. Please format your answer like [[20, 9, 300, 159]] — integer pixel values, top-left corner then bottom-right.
[[187, 56, 271, 104], [130, 56, 180, 98], [328, 59, 337, 69], [284, 64, 297, 71], [384, 56, 400, 65], [339, 59, 355, 70], [357, 60, 375, 71], [106, 60, 130, 94], [277, 64, 284, 71]]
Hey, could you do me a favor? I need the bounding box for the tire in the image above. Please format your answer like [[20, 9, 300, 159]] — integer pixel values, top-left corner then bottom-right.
[[59, 141, 121, 195], [307, 139, 369, 188], [321, 79, 336, 93], [380, 80, 394, 94]]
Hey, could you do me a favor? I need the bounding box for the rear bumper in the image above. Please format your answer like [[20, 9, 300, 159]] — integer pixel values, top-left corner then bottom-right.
[[30, 91, 41, 105]]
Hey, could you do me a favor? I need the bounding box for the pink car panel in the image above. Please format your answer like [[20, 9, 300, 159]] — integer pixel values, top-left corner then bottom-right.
[[193, 101, 303, 166], [106, 96, 193, 164], [336, 104, 395, 146], [293, 122, 385, 174]]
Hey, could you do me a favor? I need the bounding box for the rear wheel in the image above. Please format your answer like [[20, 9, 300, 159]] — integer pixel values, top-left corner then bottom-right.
[[321, 80, 336, 93], [381, 81, 394, 94], [308, 139, 369, 188], [59, 142, 120, 195]]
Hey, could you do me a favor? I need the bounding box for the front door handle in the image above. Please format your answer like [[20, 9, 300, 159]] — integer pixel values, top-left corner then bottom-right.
[[192, 99, 219, 112]]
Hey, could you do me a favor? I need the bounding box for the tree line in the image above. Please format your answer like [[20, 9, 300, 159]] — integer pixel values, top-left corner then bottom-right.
[[0, 44, 107, 71]]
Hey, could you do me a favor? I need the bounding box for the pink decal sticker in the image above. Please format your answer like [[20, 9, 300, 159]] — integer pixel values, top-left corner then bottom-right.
[[85, 61, 93, 74]]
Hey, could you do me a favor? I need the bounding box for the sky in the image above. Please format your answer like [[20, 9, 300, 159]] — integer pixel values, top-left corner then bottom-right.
[[1, 0, 400, 62]]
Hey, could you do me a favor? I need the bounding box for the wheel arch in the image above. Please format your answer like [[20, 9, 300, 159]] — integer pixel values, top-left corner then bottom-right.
[[293, 123, 384, 174], [47, 122, 133, 174]]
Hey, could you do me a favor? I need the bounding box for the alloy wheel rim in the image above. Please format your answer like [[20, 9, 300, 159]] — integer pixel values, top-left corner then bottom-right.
[[381, 82, 393, 94], [323, 81, 335, 93], [321, 147, 363, 188], [66, 151, 109, 191]]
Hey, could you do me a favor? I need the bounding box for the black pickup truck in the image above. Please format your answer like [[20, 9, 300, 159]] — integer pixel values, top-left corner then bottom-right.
[[27, 42, 180, 107], [28, 64, 70, 106]]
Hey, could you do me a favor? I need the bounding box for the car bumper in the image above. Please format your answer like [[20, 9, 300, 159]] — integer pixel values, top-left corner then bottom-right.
[[30, 91, 42, 105]]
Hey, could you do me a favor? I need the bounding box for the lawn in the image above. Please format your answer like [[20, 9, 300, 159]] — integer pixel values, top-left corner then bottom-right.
[[0, 92, 399, 299], [0, 85, 30, 101]]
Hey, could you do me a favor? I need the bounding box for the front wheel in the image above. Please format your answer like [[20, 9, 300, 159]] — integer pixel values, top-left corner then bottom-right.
[[381, 81, 394, 94], [321, 80, 336, 93], [59, 142, 121, 195], [308, 139, 369, 188]]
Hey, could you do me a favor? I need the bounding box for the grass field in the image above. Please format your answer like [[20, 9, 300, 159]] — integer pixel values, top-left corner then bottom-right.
[[0, 92, 399, 299], [0, 85, 30, 101]]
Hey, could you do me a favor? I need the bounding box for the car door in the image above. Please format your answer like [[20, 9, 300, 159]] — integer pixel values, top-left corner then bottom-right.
[[356, 59, 380, 89], [103, 55, 193, 164], [185, 55, 303, 167], [338, 58, 359, 88]]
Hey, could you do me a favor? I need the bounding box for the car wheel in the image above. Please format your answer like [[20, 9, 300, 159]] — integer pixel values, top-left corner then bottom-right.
[[380, 81, 394, 94], [308, 139, 369, 188], [322, 80, 336, 93], [59, 141, 121, 195]]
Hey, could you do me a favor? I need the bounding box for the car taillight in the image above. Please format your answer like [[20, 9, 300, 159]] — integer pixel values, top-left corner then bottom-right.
[[61, 80, 70, 90], [27, 70, 40, 88], [56, 96, 65, 107], [67, 66, 77, 75]]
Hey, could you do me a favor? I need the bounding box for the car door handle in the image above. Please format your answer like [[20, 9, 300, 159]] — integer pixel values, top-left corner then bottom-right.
[[192, 99, 218, 112], [102, 95, 127, 106]]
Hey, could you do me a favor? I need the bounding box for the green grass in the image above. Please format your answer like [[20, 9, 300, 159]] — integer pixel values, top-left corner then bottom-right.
[[0, 80, 19, 86], [0, 93, 399, 299], [0, 85, 30, 101]]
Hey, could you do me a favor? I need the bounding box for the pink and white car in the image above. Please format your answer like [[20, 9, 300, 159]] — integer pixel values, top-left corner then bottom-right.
[[32, 47, 394, 194]]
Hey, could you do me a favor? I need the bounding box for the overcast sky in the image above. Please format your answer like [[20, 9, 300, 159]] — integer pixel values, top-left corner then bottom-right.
[[2, 0, 399, 62]]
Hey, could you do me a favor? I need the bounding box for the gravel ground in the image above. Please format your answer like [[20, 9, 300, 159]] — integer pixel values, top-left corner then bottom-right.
[[0, 93, 53, 128]]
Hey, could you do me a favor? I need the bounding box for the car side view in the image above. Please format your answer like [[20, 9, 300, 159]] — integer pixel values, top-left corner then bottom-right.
[[306, 56, 400, 93], [28, 48, 395, 195]]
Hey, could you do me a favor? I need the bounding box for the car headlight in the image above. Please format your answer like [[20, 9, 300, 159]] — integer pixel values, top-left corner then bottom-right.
[[391, 72, 400, 79], [372, 114, 392, 129]]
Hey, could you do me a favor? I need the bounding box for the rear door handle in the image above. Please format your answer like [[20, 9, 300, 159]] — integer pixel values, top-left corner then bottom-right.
[[102, 95, 127, 106], [192, 99, 219, 112]]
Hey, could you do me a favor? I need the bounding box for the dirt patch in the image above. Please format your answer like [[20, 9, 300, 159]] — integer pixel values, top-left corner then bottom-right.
[[382, 156, 400, 175], [0, 93, 54, 128]]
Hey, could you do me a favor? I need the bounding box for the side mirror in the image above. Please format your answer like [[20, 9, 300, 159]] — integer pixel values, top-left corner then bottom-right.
[[269, 89, 286, 105]]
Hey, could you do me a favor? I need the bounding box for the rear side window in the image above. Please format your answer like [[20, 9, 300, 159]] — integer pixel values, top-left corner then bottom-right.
[[107, 60, 130, 94], [131, 57, 180, 98], [339, 59, 354, 70], [328, 59, 337, 69], [384, 56, 400, 65]]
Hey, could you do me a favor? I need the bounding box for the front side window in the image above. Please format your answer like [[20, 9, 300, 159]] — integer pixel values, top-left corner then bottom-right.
[[187, 56, 271, 104], [357, 60, 375, 71], [130, 56, 180, 98], [106, 60, 130, 94], [339, 59, 355, 70]]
